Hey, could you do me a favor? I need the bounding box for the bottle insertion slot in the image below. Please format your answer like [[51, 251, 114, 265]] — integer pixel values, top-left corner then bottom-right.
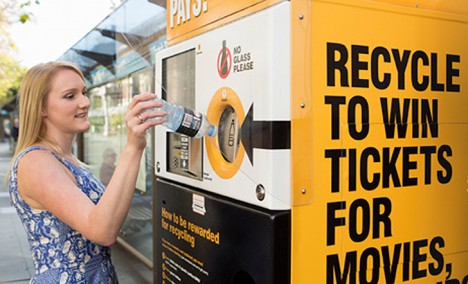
[[217, 106, 240, 163]]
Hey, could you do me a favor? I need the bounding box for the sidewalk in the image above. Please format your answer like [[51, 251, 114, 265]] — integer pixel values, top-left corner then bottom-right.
[[0, 142, 152, 283]]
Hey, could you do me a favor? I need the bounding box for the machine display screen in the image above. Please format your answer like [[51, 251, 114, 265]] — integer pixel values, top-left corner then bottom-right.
[[161, 49, 196, 106], [161, 48, 203, 180]]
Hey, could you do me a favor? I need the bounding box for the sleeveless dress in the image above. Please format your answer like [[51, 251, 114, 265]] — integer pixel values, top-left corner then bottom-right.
[[8, 146, 119, 284]]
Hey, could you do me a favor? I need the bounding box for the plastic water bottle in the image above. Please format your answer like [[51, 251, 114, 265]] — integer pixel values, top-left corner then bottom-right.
[[155, 98, 217, 138]]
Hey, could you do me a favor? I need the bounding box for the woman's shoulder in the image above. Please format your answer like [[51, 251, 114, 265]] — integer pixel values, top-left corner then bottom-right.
[[16, 145, 55, 162], [16, 146, 66, 180], [17, 144, 49, 156], [12, 146, 64, 210], [22, 147, 59, 169]]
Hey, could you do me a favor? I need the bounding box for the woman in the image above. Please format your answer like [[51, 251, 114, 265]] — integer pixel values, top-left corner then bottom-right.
[[7, 61, 165, 283]]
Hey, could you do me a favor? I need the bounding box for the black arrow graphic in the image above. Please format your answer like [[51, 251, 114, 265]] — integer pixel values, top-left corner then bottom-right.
[[240, 103, 291, 165]]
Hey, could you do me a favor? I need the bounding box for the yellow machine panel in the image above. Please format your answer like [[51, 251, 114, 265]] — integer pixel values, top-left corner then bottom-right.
[[291, 0, 468, 283], [166, 0, 284, 45]]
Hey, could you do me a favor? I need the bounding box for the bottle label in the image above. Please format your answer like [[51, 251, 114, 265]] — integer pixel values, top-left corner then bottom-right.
[[176, 108, 202, 137]]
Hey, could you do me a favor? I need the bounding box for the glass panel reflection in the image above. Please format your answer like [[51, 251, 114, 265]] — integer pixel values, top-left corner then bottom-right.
[[84, 70, 154, 262], [76, 0, 166, 264]]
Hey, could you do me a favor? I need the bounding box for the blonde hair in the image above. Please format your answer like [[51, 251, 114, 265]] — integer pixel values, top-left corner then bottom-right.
[[7, 62, 85, 178]]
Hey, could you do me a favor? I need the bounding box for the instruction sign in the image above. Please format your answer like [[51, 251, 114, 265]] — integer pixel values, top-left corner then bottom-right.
[[154, 179, 290, 283]]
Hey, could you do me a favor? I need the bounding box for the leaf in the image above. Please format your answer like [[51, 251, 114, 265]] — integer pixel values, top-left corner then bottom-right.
[[19, 14, 30, 24]]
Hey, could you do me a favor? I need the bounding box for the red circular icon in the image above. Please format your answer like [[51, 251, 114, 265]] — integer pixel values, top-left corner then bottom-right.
[[217, 44, 232, 79]]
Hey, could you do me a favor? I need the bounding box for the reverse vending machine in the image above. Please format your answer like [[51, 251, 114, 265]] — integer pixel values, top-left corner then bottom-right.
[[154, 2, 292, 283], [153, 0, 468, 283]]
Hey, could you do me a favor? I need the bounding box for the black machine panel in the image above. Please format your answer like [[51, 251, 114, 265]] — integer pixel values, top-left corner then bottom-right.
[[153, 179, 291, 284]]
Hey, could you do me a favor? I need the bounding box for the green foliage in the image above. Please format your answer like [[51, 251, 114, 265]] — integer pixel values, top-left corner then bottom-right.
[[20, 0, 41, 8], [0, 0, 38, 51], [0, 52, 27, 106], [0, 0, 37, 108], [0, 0, 37, 24], [19, 14, 30, 24]]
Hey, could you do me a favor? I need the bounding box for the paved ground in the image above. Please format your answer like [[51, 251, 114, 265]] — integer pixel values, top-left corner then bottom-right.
[[0, 141, 153, 283]]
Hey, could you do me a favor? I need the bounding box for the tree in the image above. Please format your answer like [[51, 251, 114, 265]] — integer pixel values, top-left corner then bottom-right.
[[0, 0, 39, 51], [0, 52, 26, 106], [0, 1, 36, 107]]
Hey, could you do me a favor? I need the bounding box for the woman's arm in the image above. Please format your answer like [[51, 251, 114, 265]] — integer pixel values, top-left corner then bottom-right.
[[17, 93, 165, 246]]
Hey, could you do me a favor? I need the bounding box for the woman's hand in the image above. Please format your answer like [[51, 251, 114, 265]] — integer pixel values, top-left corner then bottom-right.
[[124, 93, 166, 150]]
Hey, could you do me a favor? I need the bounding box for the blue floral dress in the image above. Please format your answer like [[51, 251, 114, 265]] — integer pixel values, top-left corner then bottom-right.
[[9, 146, 118, 283]]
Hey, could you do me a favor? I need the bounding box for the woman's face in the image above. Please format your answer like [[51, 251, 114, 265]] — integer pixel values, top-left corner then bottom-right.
[[42, 68, 91, 134]]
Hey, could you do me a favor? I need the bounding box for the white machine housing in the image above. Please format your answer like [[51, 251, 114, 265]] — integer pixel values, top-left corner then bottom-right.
[[155, 2, 291, 210]]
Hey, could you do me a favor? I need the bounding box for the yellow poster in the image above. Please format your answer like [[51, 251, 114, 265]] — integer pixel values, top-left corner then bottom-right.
[[292, 0, 468, 283]]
